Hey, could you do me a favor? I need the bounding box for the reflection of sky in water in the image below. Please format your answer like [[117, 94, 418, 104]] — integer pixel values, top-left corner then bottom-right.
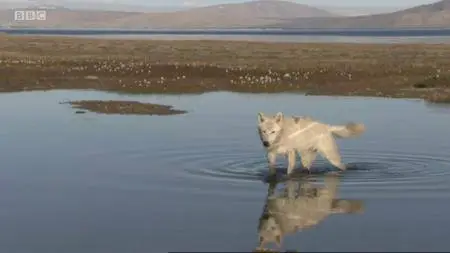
[[0, 90, 433, 178], [1, 90, 450, 252], [0, 91, 450, 152]]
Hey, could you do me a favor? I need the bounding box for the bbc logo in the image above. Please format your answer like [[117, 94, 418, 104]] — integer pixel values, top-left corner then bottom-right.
[[14, 10, 47, 21]]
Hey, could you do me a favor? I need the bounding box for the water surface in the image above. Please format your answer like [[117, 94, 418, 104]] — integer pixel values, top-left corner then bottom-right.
[[1, 90, 450, 252], [75, 34, 450, 44], [3, 28, 450, 43]]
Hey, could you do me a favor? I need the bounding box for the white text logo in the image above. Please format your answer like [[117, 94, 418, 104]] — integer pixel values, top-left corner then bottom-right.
[[14, 10, 47, 21]]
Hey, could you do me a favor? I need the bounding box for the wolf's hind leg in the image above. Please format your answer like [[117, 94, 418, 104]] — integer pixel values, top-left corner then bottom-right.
[[287, 150, 297, 175], [299, 149, 317, 171], [317, 135, 346, 171]]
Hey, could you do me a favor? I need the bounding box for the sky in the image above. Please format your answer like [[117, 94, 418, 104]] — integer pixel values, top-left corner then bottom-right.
[[115, 0, 439, 7], [6, 0, 441, 8]]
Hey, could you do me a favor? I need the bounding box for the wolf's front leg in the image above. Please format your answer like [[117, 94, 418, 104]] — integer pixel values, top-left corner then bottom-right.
[[287, 150, 297, 175], [267, 152, 277, 175]]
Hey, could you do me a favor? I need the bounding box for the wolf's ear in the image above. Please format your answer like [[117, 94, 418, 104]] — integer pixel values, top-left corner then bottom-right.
[[257, 112, 265, 123], [274, 112, 283, 123]]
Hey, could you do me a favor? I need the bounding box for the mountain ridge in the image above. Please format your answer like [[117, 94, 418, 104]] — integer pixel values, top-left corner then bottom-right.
[[1, 0, 337, 28], [263, 0, 450, 28], [1, 0, 450, 29]]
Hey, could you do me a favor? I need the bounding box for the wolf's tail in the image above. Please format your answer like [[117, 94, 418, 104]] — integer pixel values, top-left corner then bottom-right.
[[329, 122, 366, 138]]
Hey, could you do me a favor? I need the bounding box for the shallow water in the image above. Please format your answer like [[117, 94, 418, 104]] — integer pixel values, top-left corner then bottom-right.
[[1, 90, 450, 252], [63, 34, 450, 44], [4, 28, 450, 44]]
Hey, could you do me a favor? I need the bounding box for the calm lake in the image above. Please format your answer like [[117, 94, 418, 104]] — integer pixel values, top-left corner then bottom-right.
[[76, 34, 450, 44], [1, 90, 450, 252], [3, 28, 450, 43]]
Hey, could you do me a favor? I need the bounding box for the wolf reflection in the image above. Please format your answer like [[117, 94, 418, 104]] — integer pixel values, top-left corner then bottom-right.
[[257, 175, 364, 249]]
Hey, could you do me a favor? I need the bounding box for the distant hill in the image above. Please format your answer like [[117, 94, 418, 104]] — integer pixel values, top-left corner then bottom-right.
[[0, 2, 189, 13], [2, 0, 449, 29], [265, 0, 450, 28], [318, 5, 405, 16], [0, 7, 141, 28], [102, 0, 338, 29], [0, 0, 337, 28]]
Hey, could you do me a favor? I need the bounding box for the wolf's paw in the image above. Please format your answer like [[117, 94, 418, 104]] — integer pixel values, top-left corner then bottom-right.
[[300, 168, 312, 174]]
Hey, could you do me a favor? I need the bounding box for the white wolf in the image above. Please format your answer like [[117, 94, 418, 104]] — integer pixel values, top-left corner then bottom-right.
[[256, 176, 364, 250], [257, 112, 366, 175]]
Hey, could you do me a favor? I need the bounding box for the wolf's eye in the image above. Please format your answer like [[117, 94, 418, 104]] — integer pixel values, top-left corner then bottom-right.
[[271, 131, 276, 134]]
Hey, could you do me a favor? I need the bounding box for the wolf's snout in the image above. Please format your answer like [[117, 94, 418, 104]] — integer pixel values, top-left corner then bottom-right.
[[262, 141, 270, 147]]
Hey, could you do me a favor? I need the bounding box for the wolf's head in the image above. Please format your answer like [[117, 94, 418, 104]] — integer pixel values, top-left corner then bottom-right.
[[258, 214, 282, 248], [257, 112, 284, 148]]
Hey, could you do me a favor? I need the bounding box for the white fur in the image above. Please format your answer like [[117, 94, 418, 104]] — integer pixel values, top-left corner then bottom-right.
[[257, 112, 366, 175]]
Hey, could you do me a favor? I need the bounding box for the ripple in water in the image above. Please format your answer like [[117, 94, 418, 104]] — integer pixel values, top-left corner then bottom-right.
[[157, 143, 450, 195]]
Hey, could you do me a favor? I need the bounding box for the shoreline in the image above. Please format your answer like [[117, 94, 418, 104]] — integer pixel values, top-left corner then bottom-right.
[[1, 35, 450, 103]]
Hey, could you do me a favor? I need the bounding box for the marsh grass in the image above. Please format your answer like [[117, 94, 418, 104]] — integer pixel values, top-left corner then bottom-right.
[[61, 100, 187, 115], [1, 35, 450, 103]]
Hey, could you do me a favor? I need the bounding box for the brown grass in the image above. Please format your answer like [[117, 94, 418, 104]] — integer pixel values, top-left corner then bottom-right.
[[61, 100, 187, 115], [424, 92, 450, 103], [1, 35, 450, 103]]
